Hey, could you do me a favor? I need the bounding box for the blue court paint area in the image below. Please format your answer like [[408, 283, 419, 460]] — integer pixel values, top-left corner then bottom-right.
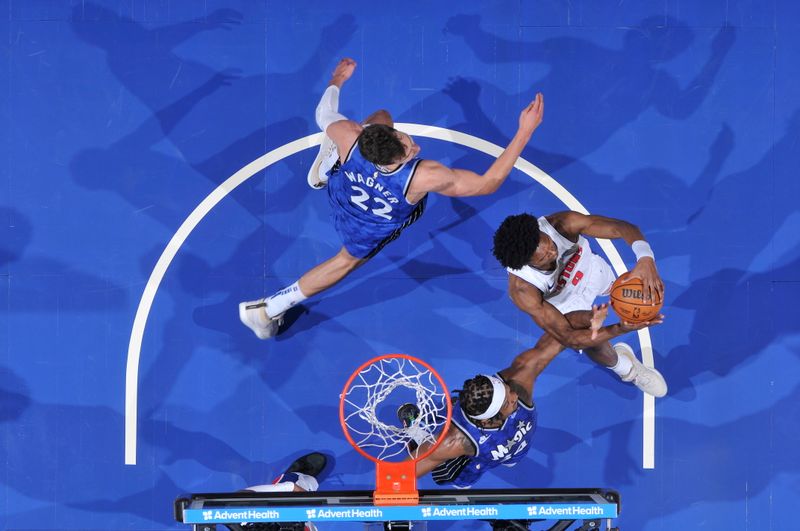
[[2, 1, 799, 529]]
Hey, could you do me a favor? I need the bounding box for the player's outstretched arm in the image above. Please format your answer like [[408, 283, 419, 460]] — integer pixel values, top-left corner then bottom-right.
[[549, 211, 664, 303], [414, 428, 475, 477], [509, 275, 658, 350], [499, 334, 564, 399], [413, 94, 544, 197], [315, 58, 362, 155]]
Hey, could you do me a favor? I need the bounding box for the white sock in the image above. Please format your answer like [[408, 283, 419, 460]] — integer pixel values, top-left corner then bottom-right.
[[610, 350, 634, 377], [266, 281, 307, 318]]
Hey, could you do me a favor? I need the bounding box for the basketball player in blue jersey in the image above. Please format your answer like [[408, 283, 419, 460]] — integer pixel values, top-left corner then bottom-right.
[[398, 329, 591, 487], [491, 211, 667, 397], [240, 58, 545, 339]]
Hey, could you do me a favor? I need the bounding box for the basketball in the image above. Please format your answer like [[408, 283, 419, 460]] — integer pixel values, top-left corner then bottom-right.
[[609, 276, 663, 323]]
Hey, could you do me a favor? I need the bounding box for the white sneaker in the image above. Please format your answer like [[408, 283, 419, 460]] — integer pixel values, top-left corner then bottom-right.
[[615, 342, 668, 398], [307, 135, 339, 189], [238, 299, 283, 339]]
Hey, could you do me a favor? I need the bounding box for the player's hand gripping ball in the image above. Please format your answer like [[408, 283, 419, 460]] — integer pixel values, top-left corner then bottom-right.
[[609, 275, 663, 324]]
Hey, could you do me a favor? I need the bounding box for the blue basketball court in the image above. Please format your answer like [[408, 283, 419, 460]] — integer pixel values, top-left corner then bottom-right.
[[2, 1, 799, 529]]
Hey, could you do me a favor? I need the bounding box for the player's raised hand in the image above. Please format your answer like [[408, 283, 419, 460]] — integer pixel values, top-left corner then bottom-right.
[[518, 93, 544, 136], [330, 58, 357, 88], [590, 303, 609, 340], [619, 314, 665, 332], [627, 259, 664, 304]]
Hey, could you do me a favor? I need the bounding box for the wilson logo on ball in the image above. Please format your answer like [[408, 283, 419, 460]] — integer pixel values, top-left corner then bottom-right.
[[609, 277, 663, 324], [621, 288, 643, 300]]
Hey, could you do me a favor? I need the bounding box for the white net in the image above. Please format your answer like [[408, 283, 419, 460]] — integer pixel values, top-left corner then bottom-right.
[[341, 356, 449, 461]]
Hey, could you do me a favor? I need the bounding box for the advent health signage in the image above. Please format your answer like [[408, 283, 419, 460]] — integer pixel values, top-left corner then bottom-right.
[[183, 503, 618, 523]]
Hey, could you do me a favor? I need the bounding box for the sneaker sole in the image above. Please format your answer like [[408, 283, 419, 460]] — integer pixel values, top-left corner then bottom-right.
[[614, 342, 668, 398], [239, 301, 275, 340], [285, 452, 328, 477]]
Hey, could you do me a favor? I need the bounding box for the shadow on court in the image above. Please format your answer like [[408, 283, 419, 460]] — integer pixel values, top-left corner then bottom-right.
[[444, 14, 735, 158], [594, 382, 800, 526], [70, 4, 357, 227]]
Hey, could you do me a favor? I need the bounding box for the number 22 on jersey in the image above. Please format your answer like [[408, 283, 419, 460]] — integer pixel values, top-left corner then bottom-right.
[[350, 186, 393, 220]]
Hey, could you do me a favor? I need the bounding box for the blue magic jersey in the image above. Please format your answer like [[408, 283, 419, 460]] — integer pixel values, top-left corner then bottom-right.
[[327, 141, 426, 258], [432, 378, 538, 488]]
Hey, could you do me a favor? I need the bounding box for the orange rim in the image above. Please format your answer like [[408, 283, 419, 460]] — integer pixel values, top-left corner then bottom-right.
[[339, 353, 452, 465]]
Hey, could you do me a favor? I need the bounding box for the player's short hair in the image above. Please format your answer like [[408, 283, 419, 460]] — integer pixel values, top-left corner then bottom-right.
[[456, 375, 502, 423], [358, 124, 406, 166], [492, 213, 541, 270]]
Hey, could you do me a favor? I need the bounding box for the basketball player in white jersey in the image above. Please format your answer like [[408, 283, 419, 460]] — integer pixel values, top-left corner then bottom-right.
[[243, 452, 326, 494], [232, 452, 327, 531], [491, 212, 667, 397]]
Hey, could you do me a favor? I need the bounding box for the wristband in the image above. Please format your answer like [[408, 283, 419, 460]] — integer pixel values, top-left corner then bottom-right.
[[632, 240, 655, 262]]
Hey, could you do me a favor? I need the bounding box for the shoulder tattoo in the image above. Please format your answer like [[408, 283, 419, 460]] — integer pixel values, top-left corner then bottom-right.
[[509, 379, 532, 405], [451, 426, 477, 456]]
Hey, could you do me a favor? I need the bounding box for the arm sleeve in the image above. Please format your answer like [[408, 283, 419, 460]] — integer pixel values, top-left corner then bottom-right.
[[315, 85, 347, 131]]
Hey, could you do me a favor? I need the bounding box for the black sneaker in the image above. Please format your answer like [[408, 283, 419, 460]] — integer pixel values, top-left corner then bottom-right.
[[397, 403, 420, 428], [284, 452, 327, 478]]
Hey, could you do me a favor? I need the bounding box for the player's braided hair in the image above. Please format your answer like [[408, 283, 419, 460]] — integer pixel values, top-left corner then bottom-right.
[[492, 213, 541, 270], [455, 375, 502, 424], [358, 124, 407, 166]]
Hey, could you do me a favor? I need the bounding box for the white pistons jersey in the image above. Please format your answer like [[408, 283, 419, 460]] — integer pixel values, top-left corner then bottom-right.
[[508, 217, 614, 313]]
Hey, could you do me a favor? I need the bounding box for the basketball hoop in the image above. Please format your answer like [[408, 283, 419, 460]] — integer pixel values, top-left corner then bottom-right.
[[339, 354, 452, 506]]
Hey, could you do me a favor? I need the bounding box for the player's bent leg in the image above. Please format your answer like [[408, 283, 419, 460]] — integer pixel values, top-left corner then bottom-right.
[[613, 342, 668, 398], [584, 341, 668, 397], [240, 244, 373, 339], [239, 249, 363, 340], [583, 341, 618, 368], [297, 246, 367, 297]]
